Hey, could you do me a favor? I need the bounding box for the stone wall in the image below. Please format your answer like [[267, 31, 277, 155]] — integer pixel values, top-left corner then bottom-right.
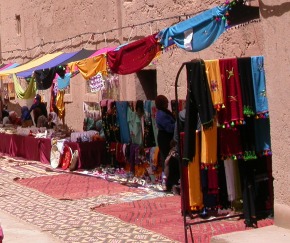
[[260, 0, 290, 230]]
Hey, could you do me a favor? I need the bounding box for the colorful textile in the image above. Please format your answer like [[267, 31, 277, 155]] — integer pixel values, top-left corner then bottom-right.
[[251, 56, 269, 115], [183, 60, 215, 162], [218, 58, 244, 127], [57, 73, 71, 89], [0, 52, 63, 76], [68, 54, 107, 80], [204, 59, 224, 108], [116, 101, 131, 144], [56, 90, 65, 120], [107, 34, 161, 75], [224, 158, 242, 202], [201, 119, 217, 165], [237, 57, 256, 116], [143, 100, 156, 148], [150, 101, 158, 147], [254, 118, 271, 154], [188, 131, 203, 211], [239, 116, 257, 160], [218, 127, 243, 159], [158, 6, 228, 52], [12, 74, 36, 99], [127, 106, 143, 145]]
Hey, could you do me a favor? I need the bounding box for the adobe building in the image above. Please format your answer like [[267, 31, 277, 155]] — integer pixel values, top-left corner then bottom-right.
[[0, 0, 289, 234]]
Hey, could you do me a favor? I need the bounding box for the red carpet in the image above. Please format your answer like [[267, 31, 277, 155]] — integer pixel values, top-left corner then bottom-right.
[[93, 195, 274, 243], [16, 174, 142, 200]]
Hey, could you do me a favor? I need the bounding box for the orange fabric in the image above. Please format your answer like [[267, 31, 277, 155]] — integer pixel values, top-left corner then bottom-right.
[[201, 118, 218, 165], [188, 131, 203, 211], [205, 60, 224, 108], [68, 54, 107, 80]]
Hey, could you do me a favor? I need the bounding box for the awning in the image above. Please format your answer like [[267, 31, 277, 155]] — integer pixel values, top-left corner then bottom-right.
[[0, 52, 63, 76], [17, 51, 79, 78], [0, 63, 19, 71], [57, 49, 96, 66]]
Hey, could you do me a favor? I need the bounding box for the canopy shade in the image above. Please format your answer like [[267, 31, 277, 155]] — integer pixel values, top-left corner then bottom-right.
[[16, 51, 78, 78], [0, 63, 19, 71], [0, 52, 63, 76]]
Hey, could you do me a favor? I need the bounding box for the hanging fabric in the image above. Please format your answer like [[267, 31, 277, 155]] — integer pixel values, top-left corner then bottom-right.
[[237, 57, 256, 116], [12, 74, 36, 99], [183, 60, 215, 162], [68, 54, 107, 80], [107, 34, 161, 75], [188, 131, 203, 211], [116, 101, 131, 144], [57, 73, 71, 90], [204, 59, 224, 109], [56, 90, 65, 120], [251, 56, 269, 116], [157, 6, 228, 52], [218, 58, 244, 127]]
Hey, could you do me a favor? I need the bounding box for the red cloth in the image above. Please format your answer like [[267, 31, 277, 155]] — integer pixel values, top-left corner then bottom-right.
[[218, 58, 244, 126], [66, 140, 107, 169], [207, 166, 219, 195], [107, 34, 161, 75], [218, 127, 243, 158]]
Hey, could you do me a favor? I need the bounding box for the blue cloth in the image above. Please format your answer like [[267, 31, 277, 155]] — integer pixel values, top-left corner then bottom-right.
[[254, 118, 271, 153], [57, 73, 72, 89], [251, 56, 269, 114], [156, 110, 175, 134], [157, 6, 228, 52], [116, 101, 131, 143]]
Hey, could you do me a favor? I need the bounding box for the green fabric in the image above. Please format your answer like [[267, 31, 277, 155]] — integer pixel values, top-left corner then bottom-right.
[[13, 74, 36, 99]]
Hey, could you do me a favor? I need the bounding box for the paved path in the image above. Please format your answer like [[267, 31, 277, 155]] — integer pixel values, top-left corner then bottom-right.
[[0, 156, 177, 243]]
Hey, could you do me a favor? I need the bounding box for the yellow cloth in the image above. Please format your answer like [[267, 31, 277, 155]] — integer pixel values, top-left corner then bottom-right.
[[56, 90, 65, 120], [204, 60, 224, 107], [0, 52, 63, 76], [188, 131, 203, 211], [201, 119, 217, 164], [12, 74, 36, 99], [67, 54, 107, 80]]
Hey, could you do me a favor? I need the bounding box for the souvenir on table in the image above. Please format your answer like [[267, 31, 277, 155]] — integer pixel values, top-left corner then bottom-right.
[[50, 144, 61, 169], [61, 145, 73, 170]]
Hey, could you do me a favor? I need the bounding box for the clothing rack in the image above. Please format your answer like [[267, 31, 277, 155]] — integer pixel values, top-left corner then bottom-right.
[[174, 62, 244, 243]]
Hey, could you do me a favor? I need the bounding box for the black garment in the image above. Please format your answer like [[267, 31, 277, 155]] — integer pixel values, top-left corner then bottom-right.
[[237, 57, 256, 115], [164, 150, 180, 191], [183, 60, 215, 163], [157, 130, 173, 170], [30, 102, 48, 125]]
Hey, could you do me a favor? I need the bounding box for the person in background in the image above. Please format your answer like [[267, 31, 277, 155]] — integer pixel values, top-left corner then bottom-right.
[[47, 111, 59, 129], [155, 94, 176, 190], [28, 94, 48, 125], [21, 106, 33, 127], [2, 104, 9, 120], [36, 115, 48, 128], [3, 111, 22, 126]]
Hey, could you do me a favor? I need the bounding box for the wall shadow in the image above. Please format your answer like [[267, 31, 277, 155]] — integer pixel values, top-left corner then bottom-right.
[[259, 0, 290, 18]]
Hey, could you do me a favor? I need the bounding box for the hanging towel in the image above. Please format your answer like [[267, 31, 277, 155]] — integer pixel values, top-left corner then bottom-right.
[[251, 56, 269, 115], [157, 6, 228, 52], [237, 57, 256, 116], [204, 59, 224, 108], [218, 58, 244, 127], [107, 34, 161, 75]]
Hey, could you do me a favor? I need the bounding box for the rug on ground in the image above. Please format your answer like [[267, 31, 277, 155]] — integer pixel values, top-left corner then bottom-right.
[[92, 195, 274, 243]]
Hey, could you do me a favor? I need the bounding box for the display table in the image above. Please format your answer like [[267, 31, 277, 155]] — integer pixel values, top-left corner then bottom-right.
[[0, 133, 106, 169]]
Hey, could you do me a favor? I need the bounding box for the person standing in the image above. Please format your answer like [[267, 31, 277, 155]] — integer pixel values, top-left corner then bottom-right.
[[28, 94, 48, 126], [155, 95, 176, 187]]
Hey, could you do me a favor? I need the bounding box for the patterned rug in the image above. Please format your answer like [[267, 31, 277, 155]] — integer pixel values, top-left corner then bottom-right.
[[92, 195, 274, 243], [15, 173, 147, 200]]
